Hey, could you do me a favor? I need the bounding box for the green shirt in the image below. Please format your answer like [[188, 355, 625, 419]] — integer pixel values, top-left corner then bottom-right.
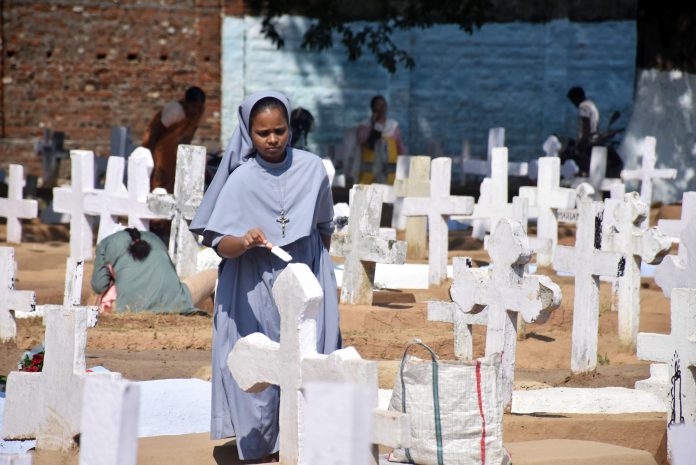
[[91, 230, 195, 313]]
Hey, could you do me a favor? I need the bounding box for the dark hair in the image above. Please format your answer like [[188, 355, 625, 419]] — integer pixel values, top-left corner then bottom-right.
[[249, 97, 288, 129], [567, 86, 586, 104], [370, 95, 386, 110], [290, 107, 314, 148], [125, 228, 151, 261], [185, 86, 206, 104]]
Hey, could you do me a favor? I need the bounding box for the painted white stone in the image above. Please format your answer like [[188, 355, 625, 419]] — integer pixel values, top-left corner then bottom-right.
[[553, 198, 625, 373], [668, 422, 696, 465], [654, 216, 696, 299], [451, 218, 561, 408], [585, 146, 623, 194], [331, 185, 406, 305], [125, 147, 165, 231], [146, 145, 206, 279], [0, 455, 31, 465], [227, 263, 409, 465], [322, 158, 336, 187], [621, 136, 677, 228], [334, 262, 454, 290], [52, 150, 96, 260], [519, 157, 577, 266], [0, 165, 38, 244], [657, 192, 696, 245], [2, 306, 120, 451], [402, 157, 475, 284], [391, 155, 411, 230], [0, 248, 35, 342], [79, 378, 140, 465], [392, 156, 430, 259], [603, 192, 671, 348], [303, 381, 373, 465], [635, 363, 670, 410], [637, 288, 696, 424], [460, 127, 528, 177], [511, 387, 665, 415], [83, 156, 129, 242]]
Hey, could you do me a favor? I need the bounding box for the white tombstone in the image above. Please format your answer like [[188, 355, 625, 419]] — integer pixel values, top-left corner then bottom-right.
[[53, 150, 96, 260], [79, 377, 140, 465], [586, 146, 623, 194], [654, 216, 696, 299], [553, 198, 625, 373], [603, 193, 671, 348], [451, 218, 561, 408], [392, 156, 430, 259], [402, 158, 475, 285], [519, 157, 577, 266], [621, 136, 677, 228], [125, 147, 164, 230], [147, 145, 206, 279], [0, 247, 35, 342], [303, 381, 373, 465], [657, 192, 696, 245], [2, 306, 121, 450], [0, 164, 38, 244], [227, 264, 410, 465], [0, 455, 31, 465], [462, 127, 506, 177], [330, 185, 406, 305], [84, 156, 129, 242], [637, 288, 696, 424], [427, 257, 488, 360]]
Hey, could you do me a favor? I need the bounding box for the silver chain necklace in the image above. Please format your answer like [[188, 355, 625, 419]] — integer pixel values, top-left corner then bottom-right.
[[267, 168, 290, 239]]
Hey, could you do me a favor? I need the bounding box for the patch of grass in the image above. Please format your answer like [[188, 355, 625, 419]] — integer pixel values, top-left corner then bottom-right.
[[597, 352, 610, 365]]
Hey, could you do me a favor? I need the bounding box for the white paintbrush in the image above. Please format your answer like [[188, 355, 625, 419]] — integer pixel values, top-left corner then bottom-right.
[[270, 246, 292, 262]]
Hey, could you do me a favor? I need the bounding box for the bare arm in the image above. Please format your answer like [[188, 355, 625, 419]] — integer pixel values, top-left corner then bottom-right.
[[321, 234, 331, 251], [215, 228, 273, 259]]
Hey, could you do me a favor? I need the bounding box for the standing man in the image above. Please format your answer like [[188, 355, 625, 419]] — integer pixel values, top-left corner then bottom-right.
[[567, 86, 599, 148], [143, 86, 206, 193]]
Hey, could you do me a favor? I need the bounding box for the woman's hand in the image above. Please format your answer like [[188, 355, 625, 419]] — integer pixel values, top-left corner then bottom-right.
[[243, 228, 273, 251], [217, 228, 273, 259]]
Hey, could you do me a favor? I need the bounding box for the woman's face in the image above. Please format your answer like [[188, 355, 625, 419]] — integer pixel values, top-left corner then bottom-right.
[[250, 107, 289, 162]]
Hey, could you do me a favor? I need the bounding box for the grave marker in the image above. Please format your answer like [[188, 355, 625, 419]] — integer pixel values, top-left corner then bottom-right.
[[586, 146, 623, 194], [0, 248, 35, 342], [657, 192, 696, 245], [227, 264, 410, 465], [125, 147, 164, 230], [330, 185, 406, 305], [0, 165, 38, 244], [654, 216, 696, 298], [392, 156, 430, 259], [84, 156, 129, 242]]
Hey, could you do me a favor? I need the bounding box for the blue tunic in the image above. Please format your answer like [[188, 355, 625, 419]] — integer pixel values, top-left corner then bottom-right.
[[196, 149, 341, 459]]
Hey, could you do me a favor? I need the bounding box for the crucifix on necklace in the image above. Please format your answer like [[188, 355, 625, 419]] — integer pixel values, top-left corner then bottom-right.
[[276, 209, 290, 238]]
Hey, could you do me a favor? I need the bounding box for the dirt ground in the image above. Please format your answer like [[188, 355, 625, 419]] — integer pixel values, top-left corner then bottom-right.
[[0, 211, 676, 464]]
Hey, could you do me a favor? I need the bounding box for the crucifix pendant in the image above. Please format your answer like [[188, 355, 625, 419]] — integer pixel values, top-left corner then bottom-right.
[[276, 209, 290, 238]]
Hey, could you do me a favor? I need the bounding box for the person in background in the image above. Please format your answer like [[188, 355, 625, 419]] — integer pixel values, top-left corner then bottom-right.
[[567, 86, 599, 151], [289, 107, 315, 150]]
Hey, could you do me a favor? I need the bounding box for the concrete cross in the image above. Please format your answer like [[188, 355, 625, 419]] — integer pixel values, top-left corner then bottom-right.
[[403, 157, 475, 285], [227, 264, 410, 465], [657, 191, 695, 250], [586, 146, 623, 194], [84, 156, 129, 242], [330, 185, 406, 305], [79, 377, 140, 465], [322, 158, 336, 187], [621, 136, 677, 228], [450, 218, 561, 408], [52, 150, 96, 260], [2, 306, 121, 451], [0, 164, 38, 244], [473, 147, 513, 239], [603, 192, 671, 348], [392, 155, 430, 259], [637, 288, 696, 423], [147, 144, 206, 279], [519, 157, 577, 266], [427, 257, 488, 360], [0, 247, 35, 342], [553, 198, 625, 373], [124, 147, 164, 230], [654, 215, 696, 298]]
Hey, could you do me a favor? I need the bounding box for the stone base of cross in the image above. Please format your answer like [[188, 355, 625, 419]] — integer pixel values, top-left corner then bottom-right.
[[0, 247, 36, 342], [227, 264, 410, 465]]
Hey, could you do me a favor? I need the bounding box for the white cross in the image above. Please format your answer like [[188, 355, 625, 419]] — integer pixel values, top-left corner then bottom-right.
[[53, 150, 97, 260], [330, 185, 406, 305], [657, 192, 696, 247], [553, 198, 625, 373], [637, 288, 696, 423], [2, 306, 121, 451], [227, 263, 410, 465], [393, 155, 430, 258], [451, 218, 561, 408], [621, 136, 677, 228], [604, 192, 672, 348], [126, 147, 164, 230], [0, 247, 35, 342], [402, 157, 475, 284], [654, 216, 696, 299], [586, 146, 623, 194], [147, 144, 206, 279], [84, 156, 129, 242], [519, 157, 577, 266], [0, 164, 38, 244]]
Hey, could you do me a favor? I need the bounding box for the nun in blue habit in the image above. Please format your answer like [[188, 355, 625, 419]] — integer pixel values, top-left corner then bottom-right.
[[190, 91, 341, 460]]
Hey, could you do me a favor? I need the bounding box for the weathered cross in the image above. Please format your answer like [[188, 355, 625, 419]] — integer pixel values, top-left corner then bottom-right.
[[84, 155, 129, 242], [468, 147, 515, 240], [125, 147, 165, 230], [621, 136, 677, 228], [392, 155, 431, 259], [227, 263, 410, 465], [2, 306, 121, 451], [603, 192, 671, 348], [0, 164, 38, 244], [519, 157, 576, 266], [330, 184, 406, 305], [403, 157, 475, 285], [147, 144, 206, 279], [451, 218, 561, 408], [0, 247, 35, 342], [553, 198, 625, 373], [52, 150, 97, 260], [586, 146, 623, 194], [637, 288, 696, 423], [657, 192, 696, 247], [654, 216, 696, 298]]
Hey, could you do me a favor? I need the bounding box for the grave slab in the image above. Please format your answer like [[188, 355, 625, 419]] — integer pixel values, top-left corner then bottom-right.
[[511, 387, 665, 414]]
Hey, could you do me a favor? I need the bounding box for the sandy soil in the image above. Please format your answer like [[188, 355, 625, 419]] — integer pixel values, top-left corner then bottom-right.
[[0, 214, 675, 464]]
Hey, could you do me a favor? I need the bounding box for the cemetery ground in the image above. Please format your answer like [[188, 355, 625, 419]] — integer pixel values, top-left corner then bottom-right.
[[0, 210, 678, 465]]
